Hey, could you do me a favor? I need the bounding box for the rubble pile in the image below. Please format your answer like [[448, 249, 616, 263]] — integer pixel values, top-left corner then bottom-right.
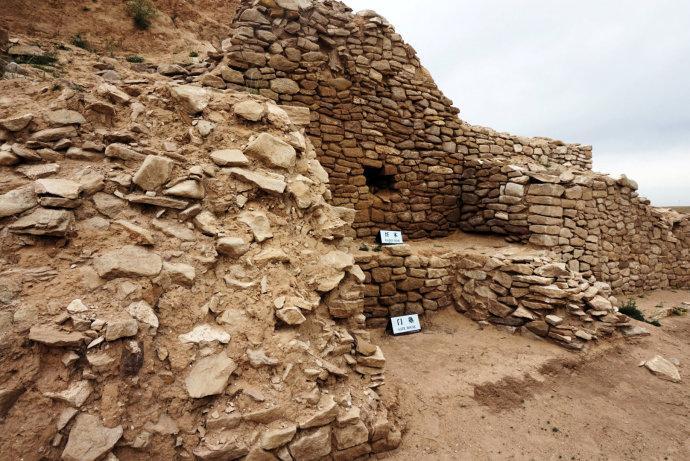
[[0, 40, 399, 460]]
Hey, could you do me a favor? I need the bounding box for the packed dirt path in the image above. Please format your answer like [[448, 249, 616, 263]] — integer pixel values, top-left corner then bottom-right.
[[375, 290, 690, 460]]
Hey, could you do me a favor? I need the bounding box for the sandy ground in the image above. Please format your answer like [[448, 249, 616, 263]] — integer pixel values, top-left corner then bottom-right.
[[375, 289, 690, 461]]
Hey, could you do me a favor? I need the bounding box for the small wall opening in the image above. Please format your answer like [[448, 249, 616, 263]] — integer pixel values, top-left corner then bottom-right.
[[364, 166, 395, 194]]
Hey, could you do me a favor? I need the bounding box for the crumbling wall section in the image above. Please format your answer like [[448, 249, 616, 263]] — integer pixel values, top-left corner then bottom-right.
[[459, 160, 690, 293]]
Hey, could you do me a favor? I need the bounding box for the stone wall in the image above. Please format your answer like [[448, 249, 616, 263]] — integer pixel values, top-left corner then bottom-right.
[[213, 0, 592, 238], [459, 160, 690, 293], [357, 244, 636, 350]]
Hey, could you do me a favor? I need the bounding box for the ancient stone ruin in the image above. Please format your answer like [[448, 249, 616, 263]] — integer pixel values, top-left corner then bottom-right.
[[214, 0, 688, 294], [0, 0, 688, 460]]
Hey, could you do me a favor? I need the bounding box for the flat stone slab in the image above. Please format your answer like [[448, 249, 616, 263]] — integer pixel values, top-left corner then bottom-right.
[[61, 413, 122, 461], [126, 194, 189, 209], [644, 355, 681, 383], [9, 208, 74, 236], [29, 326, 86, 347], [227, 168, 286, 194], [93, 245, 163, 279], [0, 185, 37, 218]]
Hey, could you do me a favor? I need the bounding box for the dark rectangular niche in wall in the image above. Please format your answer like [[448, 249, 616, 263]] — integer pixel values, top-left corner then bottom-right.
[[364, 166, 395, 195]]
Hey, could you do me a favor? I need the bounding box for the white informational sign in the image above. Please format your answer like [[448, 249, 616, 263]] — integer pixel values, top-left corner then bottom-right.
[[391, 314, 421, 335], [378, 230, 404, 245]]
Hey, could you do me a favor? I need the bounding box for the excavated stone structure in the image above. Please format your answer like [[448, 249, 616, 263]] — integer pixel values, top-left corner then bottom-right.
[[223, 0, 592, 241], [212, 0, 689, 299]]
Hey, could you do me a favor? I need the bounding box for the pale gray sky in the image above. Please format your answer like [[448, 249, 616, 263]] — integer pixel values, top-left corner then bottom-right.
[[346, 0, 690, 206]]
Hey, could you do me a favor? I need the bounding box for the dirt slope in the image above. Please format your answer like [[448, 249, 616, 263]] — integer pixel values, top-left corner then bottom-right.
[[0, 0, 238, 57]]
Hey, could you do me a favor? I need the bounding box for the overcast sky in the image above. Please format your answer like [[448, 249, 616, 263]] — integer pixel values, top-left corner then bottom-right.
[[346, 0, 690, 206]]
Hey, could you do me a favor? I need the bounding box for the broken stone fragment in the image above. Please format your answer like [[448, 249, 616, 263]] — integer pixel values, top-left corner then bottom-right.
[[211, 149, 249, 167], [261, 425, 297, 450], [46, 109, 86, 126], [61, 413, 123, 461], [29, 325, 86, 347], [240, 211, 273, 242], [216, 237, 251, 258], [104, 143, 145, 162], [161, 261, 196, 286], [93, 246, 163, 279], [193, 439, 248, 461], [234, 100, 266, 122], [98, 83, 131, 104], [127, 301, 159, 329], [9, 208, 74, 237], [170, 84, 209, 114], [126, 194, 189, 209], [228, 168, 287, 193], [105, 317, 138, 341], [276, 306, 306, 325], [644, 355, 681, 382], [587, 295, 613, 311], [247, 348, 279, 367], [179, 324, 231, 344], [133, 155, 174, 191], [0, 185, 37, 218], [545, 314, 563, 326], [193, 210, 220, 236], [67, 299, 89, 314], [164, 179, 205, 199], [299, 395, 338, 429], [244, 133, 297, 170], [30, 126, 77, 142], [44, 380, 92, 407], [0, 113, 33, 131], [93, 192, 126, 218], [357, 346, 385, 368], [57, 408, 78, 431], [185, 353, 237, 398]]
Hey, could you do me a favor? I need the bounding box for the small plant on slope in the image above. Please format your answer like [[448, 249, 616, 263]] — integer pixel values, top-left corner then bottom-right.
[[126, 0, 157, 30]]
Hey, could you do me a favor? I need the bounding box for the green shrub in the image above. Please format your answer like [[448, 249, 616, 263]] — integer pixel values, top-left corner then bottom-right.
[[126, 0, 157, 30], [189, 51, 199, 58], [620, 299, 645, 322], [620, 299, 661, 327], [126, 55, 145, 63]]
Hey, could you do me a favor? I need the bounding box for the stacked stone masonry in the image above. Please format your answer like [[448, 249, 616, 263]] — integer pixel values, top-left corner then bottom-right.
[[199, 0, 688, 297], [357, 244, 636, 350], [459, 160, 690, 293], [220, 0, 592, 240]]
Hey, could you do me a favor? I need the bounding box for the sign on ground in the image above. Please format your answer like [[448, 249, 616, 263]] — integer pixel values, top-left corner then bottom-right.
[[391, 314, 421, 335]]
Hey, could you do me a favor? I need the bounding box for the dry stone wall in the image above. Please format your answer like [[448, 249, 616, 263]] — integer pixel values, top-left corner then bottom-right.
[[459, 160, 690, 293], [215, 0, 592, 239], [356, 244, 638, 350]]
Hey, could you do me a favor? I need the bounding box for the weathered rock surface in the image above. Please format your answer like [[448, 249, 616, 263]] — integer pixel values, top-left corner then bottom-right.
[[644, 355, 682, 383], [185, 354, 237, 398], [133, 155, 175, 191], [0, 185, 37, 218], [244, 133, 296, 170], [29, 326, 86, 347], [93, 246, 163, 279], [61, 413, 123, 461]]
